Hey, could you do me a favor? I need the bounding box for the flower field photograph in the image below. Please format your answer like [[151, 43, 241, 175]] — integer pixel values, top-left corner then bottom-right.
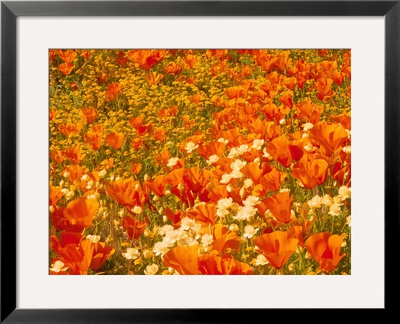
[[49, 48, 351, 276]]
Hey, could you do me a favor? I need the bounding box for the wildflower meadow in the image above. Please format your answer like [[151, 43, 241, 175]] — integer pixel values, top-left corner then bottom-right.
[[49, 49, 351, 275]]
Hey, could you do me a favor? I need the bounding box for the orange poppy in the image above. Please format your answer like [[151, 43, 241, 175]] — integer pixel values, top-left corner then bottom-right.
[[309, 122, 348, 157], [207, 49, 229, 60], [295, 59, 311, 73], [184, 54, 198, 68], [143, 72, 164, 86], [86, 240, 115, 271], [291, 153, 328, 189], [122, 216, 148, 240], [263, 72, 279, 88], [58, 122, 81, 137], [128, 50, 152, 67], [50, 150, 64, 164], [143, 174, 168, 197], [56, 229, 83, 248], [165, 168, 185, 187], [294, 71, 308, 89], [253, 231, 298, 269], [209, 61, 227, 76], [227, 68, 237, 80], [247, 118, 281, 140], [241, 148, 262, 164], [69, 81, 79, 91], [96, 72, 108, 84], [129, 116, 152, 136], [164, 207, 184, 228], [49, 109, 56, 121], [317, 49, 330, 57], [164, 61, 182, 75], [184, 167, 213, 194], [105, 82, 123, 101], [60, 164, 85, 184], [331, 162, 351, 187], [197, 141, 225, 160], [81, 107, 97, 124], [169, 183, 194, 207], [90, 124, 103, 133], [293, 210, 316, 243], [240, 162, 281, 188], [63, 145, 85, 165], [50, 206, 83, 232], [305, 232, 346, 273], [241, 65, 252, 77], [115, 50, 128, 66], [155, 150, 171, 167], [130, 162, 142, 175], [58, 50, 77, 63], [106, 177, 147, 208], [84, 131, 103, 151], [282, 76, 297, 90], [254, 50, 275, 72], [128, 50, 167, 71], [214, 127, 242, 147], [266, 135, 292, 167], [278, 91, 293, 108], [295, 99, 324, 124], [131, 137, 145, 150], [241, 78, 256, 92], [288, 140, 304, 162], [185, 76, 196, 85], [189, 94, 203, 105], [260, 102, 280, 121], [138, 123, 153, 137], [105, 132, 125, 149], [225, 85, 248, 99], [213, 109, 234, 126], [58, 62, 74, 76], [162, 245, 199, 275], [343, 63, 351, 80], [261, 191, 293, 224], [152, 127, 167, 142], [50, 233, 114, 274], [316, 60, 337, 78], [186, 203, 218, 226], [207, 184, 229, 202], [332, 71, 346, 85], [274, 50, 291, 71], [287, 65, 299, 77], [211, 223, 241, 254], [259, 80, 281, 98], [198, 253, 253, 275], [49, 185, 63, 207], [147, 50, 166, 67], [67, 238, 94, 275], [49, 49, 57, 65], [63, 197, 99, 228], [289, 225, 306, 247], [168, 105, 179, 116], [315, 77, 335, 101], [50, 232, 84, 267], [331, 113, 351, 131]]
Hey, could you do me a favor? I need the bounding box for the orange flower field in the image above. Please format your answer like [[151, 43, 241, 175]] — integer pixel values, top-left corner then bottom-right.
[[49, 49, 351, 275]]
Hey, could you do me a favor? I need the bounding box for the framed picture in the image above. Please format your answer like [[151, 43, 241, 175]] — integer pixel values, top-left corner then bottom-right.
[[1, 0, 398, 322]]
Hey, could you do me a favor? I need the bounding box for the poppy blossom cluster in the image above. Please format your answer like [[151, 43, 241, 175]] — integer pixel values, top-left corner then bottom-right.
[[49, 49, 351, 275]]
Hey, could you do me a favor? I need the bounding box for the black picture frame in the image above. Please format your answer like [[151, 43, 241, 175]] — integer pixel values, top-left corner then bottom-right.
[[1, 0, 398, 322]]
